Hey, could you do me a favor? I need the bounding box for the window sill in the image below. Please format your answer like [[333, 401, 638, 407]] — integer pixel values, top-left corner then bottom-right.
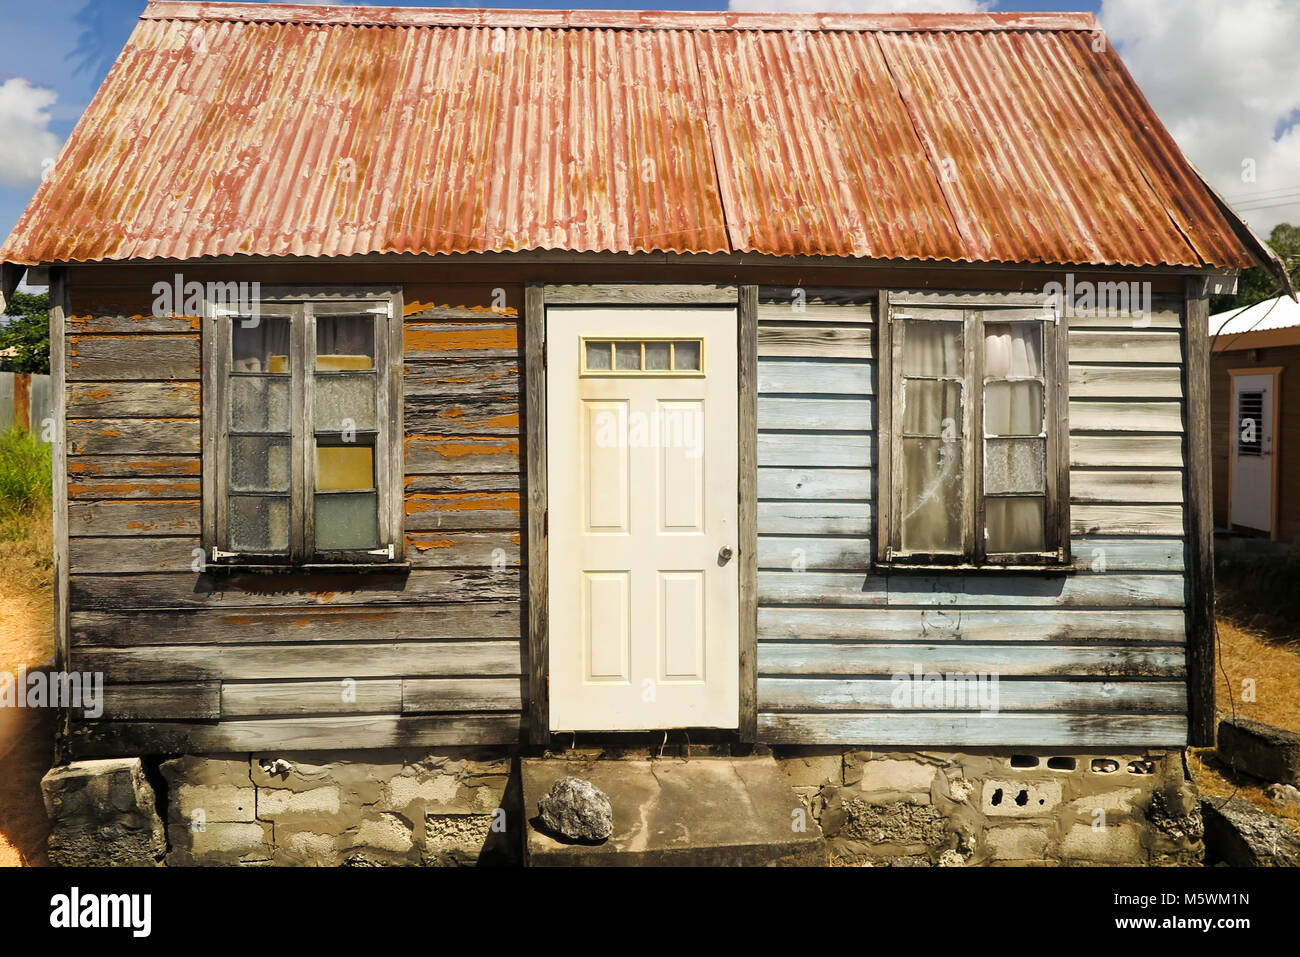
[[207, 561, 412, 576], [871, 562, 1075, 575]]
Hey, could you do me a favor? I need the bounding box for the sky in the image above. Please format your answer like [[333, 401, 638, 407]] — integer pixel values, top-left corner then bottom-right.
[[2, 0, 1299, 256]]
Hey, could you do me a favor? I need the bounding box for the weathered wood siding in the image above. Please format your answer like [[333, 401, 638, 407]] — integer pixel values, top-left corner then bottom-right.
[[64, 282, 526, 755], [756, 291, 1190, 747]]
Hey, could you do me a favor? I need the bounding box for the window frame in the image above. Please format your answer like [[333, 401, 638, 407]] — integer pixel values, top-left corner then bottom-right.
[[201, 286, 405, 570], [876, 292, 1071, 571]]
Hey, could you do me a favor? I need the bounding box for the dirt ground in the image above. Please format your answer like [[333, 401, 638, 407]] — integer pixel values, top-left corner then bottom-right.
[[0, 534, 54, 867], [1190, 617, 1300, 831]]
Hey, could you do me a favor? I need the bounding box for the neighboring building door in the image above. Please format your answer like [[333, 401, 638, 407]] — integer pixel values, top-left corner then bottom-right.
[[1229, 371, 1276, 534], [546, 305, 739, 731]]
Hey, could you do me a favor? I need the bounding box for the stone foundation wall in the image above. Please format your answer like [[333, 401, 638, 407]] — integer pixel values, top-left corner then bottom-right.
[[773, 748, 1204, 866], [40, 745, 1204, 866], [156, 748, 515, 866]]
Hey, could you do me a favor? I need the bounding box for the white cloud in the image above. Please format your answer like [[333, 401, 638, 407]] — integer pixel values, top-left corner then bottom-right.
[[1100, 0, 1300, 234], [728, 0, 988, 12], [0, 77, 61, 188]]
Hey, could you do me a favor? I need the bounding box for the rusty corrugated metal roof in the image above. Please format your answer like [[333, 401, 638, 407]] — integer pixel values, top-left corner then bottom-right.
[[0, 2, 1269, 271]]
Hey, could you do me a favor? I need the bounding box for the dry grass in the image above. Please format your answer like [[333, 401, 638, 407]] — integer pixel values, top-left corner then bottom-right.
[[1188, 614, 1300, 830]]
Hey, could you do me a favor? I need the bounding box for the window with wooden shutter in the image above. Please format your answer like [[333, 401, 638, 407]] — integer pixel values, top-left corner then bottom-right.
[[203, 288, 404, 568], [879, 295, 1069, 568]]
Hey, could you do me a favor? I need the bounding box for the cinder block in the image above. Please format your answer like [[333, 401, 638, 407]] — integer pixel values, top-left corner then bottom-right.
[[42, 758, 166, 867], [1060, 822, 1145, 864], [981, 779, 1062, 817], [984, 826, 1048, 861]]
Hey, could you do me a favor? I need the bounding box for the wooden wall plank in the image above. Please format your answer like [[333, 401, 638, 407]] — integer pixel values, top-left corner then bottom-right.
[[1069, 365, 1182, 398], [67, 419, 201, 455], [84, 682, 220, 720], [402, 677, 523, 713], [739, 284, 759, 742], [69, 537, 199, 573], [404, 397, 519, 435], [404, 358, 519, 397], [757, 713, 1187, 747], [757, 536, 873, 570], [68, 500, 200, 536], [68, 478, 201, 500], [758, 396, 872, 430], [525, 283, 549, 745], [405, 435, 520, 474], [1069, 401, 1183, 433], [1070, 470, 1184, 503], [72, 603, 523, 646], [1183, 282, 1215, 746], [757, 432, 873, 468], [404, 492, 521, 531], [70, 569, 523, 610], [221, 679, 403, 716], [758, 678, 1187, 712], [757, 501, 872, 535], [757, 467, 872, 500], [74, 640, 523, 681], [1067, 330, 1182, 364], [66, 335, 200, 380], [406, 531, 521, 568], [758, 324, 872, 358], [67, 381, 200, 417], [1071, 504, 1184, 536], [1069, 435, 1184, 468], [66, 456, 200, 478], [403, 322, 518, 359], [758, 606, 1186, 643], [66, 714, 524, 756], [757, 359, 873, 394], [758, 642, 1186, 677], [757, 571, 1185, 607]]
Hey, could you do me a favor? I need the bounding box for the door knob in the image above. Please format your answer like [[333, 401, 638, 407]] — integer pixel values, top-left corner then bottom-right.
[[718, 545, 734, 565]]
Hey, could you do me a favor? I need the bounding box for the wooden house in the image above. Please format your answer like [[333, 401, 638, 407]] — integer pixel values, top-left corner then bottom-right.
[[0, 4, 1288, 775], [1210, 296, 1300, 542]]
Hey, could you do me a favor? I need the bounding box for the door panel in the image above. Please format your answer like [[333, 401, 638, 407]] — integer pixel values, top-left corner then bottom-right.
[[548, 307, 740, 730], [1230, 372, 1274, 533]]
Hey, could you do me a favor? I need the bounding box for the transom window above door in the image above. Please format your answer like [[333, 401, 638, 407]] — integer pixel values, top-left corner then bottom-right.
[[581, 337, 704, 375], [203, 288, 403, 567], [879, 298, 1070, 568]]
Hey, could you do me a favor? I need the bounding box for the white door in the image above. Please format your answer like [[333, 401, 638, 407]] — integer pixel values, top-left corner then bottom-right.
[[547, 305, 739, 731], [1230, 372, 1274, 533]]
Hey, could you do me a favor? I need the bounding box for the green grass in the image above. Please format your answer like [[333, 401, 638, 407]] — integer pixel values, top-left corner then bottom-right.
[[0, 427, 51, 541]]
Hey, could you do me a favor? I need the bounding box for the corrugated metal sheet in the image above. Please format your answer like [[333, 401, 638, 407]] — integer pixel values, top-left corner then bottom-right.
[[1211, 295, 1300, 336], [0, 2, 1264, 269]]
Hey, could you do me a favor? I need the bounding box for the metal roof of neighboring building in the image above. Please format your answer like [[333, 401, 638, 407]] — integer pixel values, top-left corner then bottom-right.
[[0, 2, 1282, 274], [1211, 295, 1300, 338]]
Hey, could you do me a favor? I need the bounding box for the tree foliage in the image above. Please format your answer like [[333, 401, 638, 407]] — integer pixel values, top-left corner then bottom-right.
[[1211, 222, 1300, 315], [0, 291, 51, 374]]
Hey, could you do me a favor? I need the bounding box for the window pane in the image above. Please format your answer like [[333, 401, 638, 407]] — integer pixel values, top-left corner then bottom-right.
[[230, 376, 290, 433], [902, 379, 963, 436], [314, 374, 376, 431], [229, 496, 289, 552], [315, 493, 379, 550], [673, 341, 701, 371], [900, 437, 964, 553], [614, 342, 640, 370], [985, 380, 1044, 436], [986, 496, 1045, 553], [984, 438, 1046, 494], [232, 316, 291, 373], [984, 322, 1042, 377], [901, 320, 963, 377], [316, 315, 374, 370], [645, 341, 671, 370], [230, 436, 290, 491], [585, 341, 612, 370], [317, 445, 374, 491]]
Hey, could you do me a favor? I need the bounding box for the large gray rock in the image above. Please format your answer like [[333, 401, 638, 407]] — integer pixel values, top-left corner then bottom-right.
[[1217, 718, 1300, 786], [1201, 796, 1300, 867], [41, 758, 166, 867], [537, 776, 614, 843]]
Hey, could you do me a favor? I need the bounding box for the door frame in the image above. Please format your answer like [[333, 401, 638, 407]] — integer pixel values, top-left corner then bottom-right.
[[1226, 366, 1282, 538], [524, 283, 758, 744]]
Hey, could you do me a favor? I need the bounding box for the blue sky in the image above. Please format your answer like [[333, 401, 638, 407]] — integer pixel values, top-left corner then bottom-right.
[[4, 0, 1299, 258]]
